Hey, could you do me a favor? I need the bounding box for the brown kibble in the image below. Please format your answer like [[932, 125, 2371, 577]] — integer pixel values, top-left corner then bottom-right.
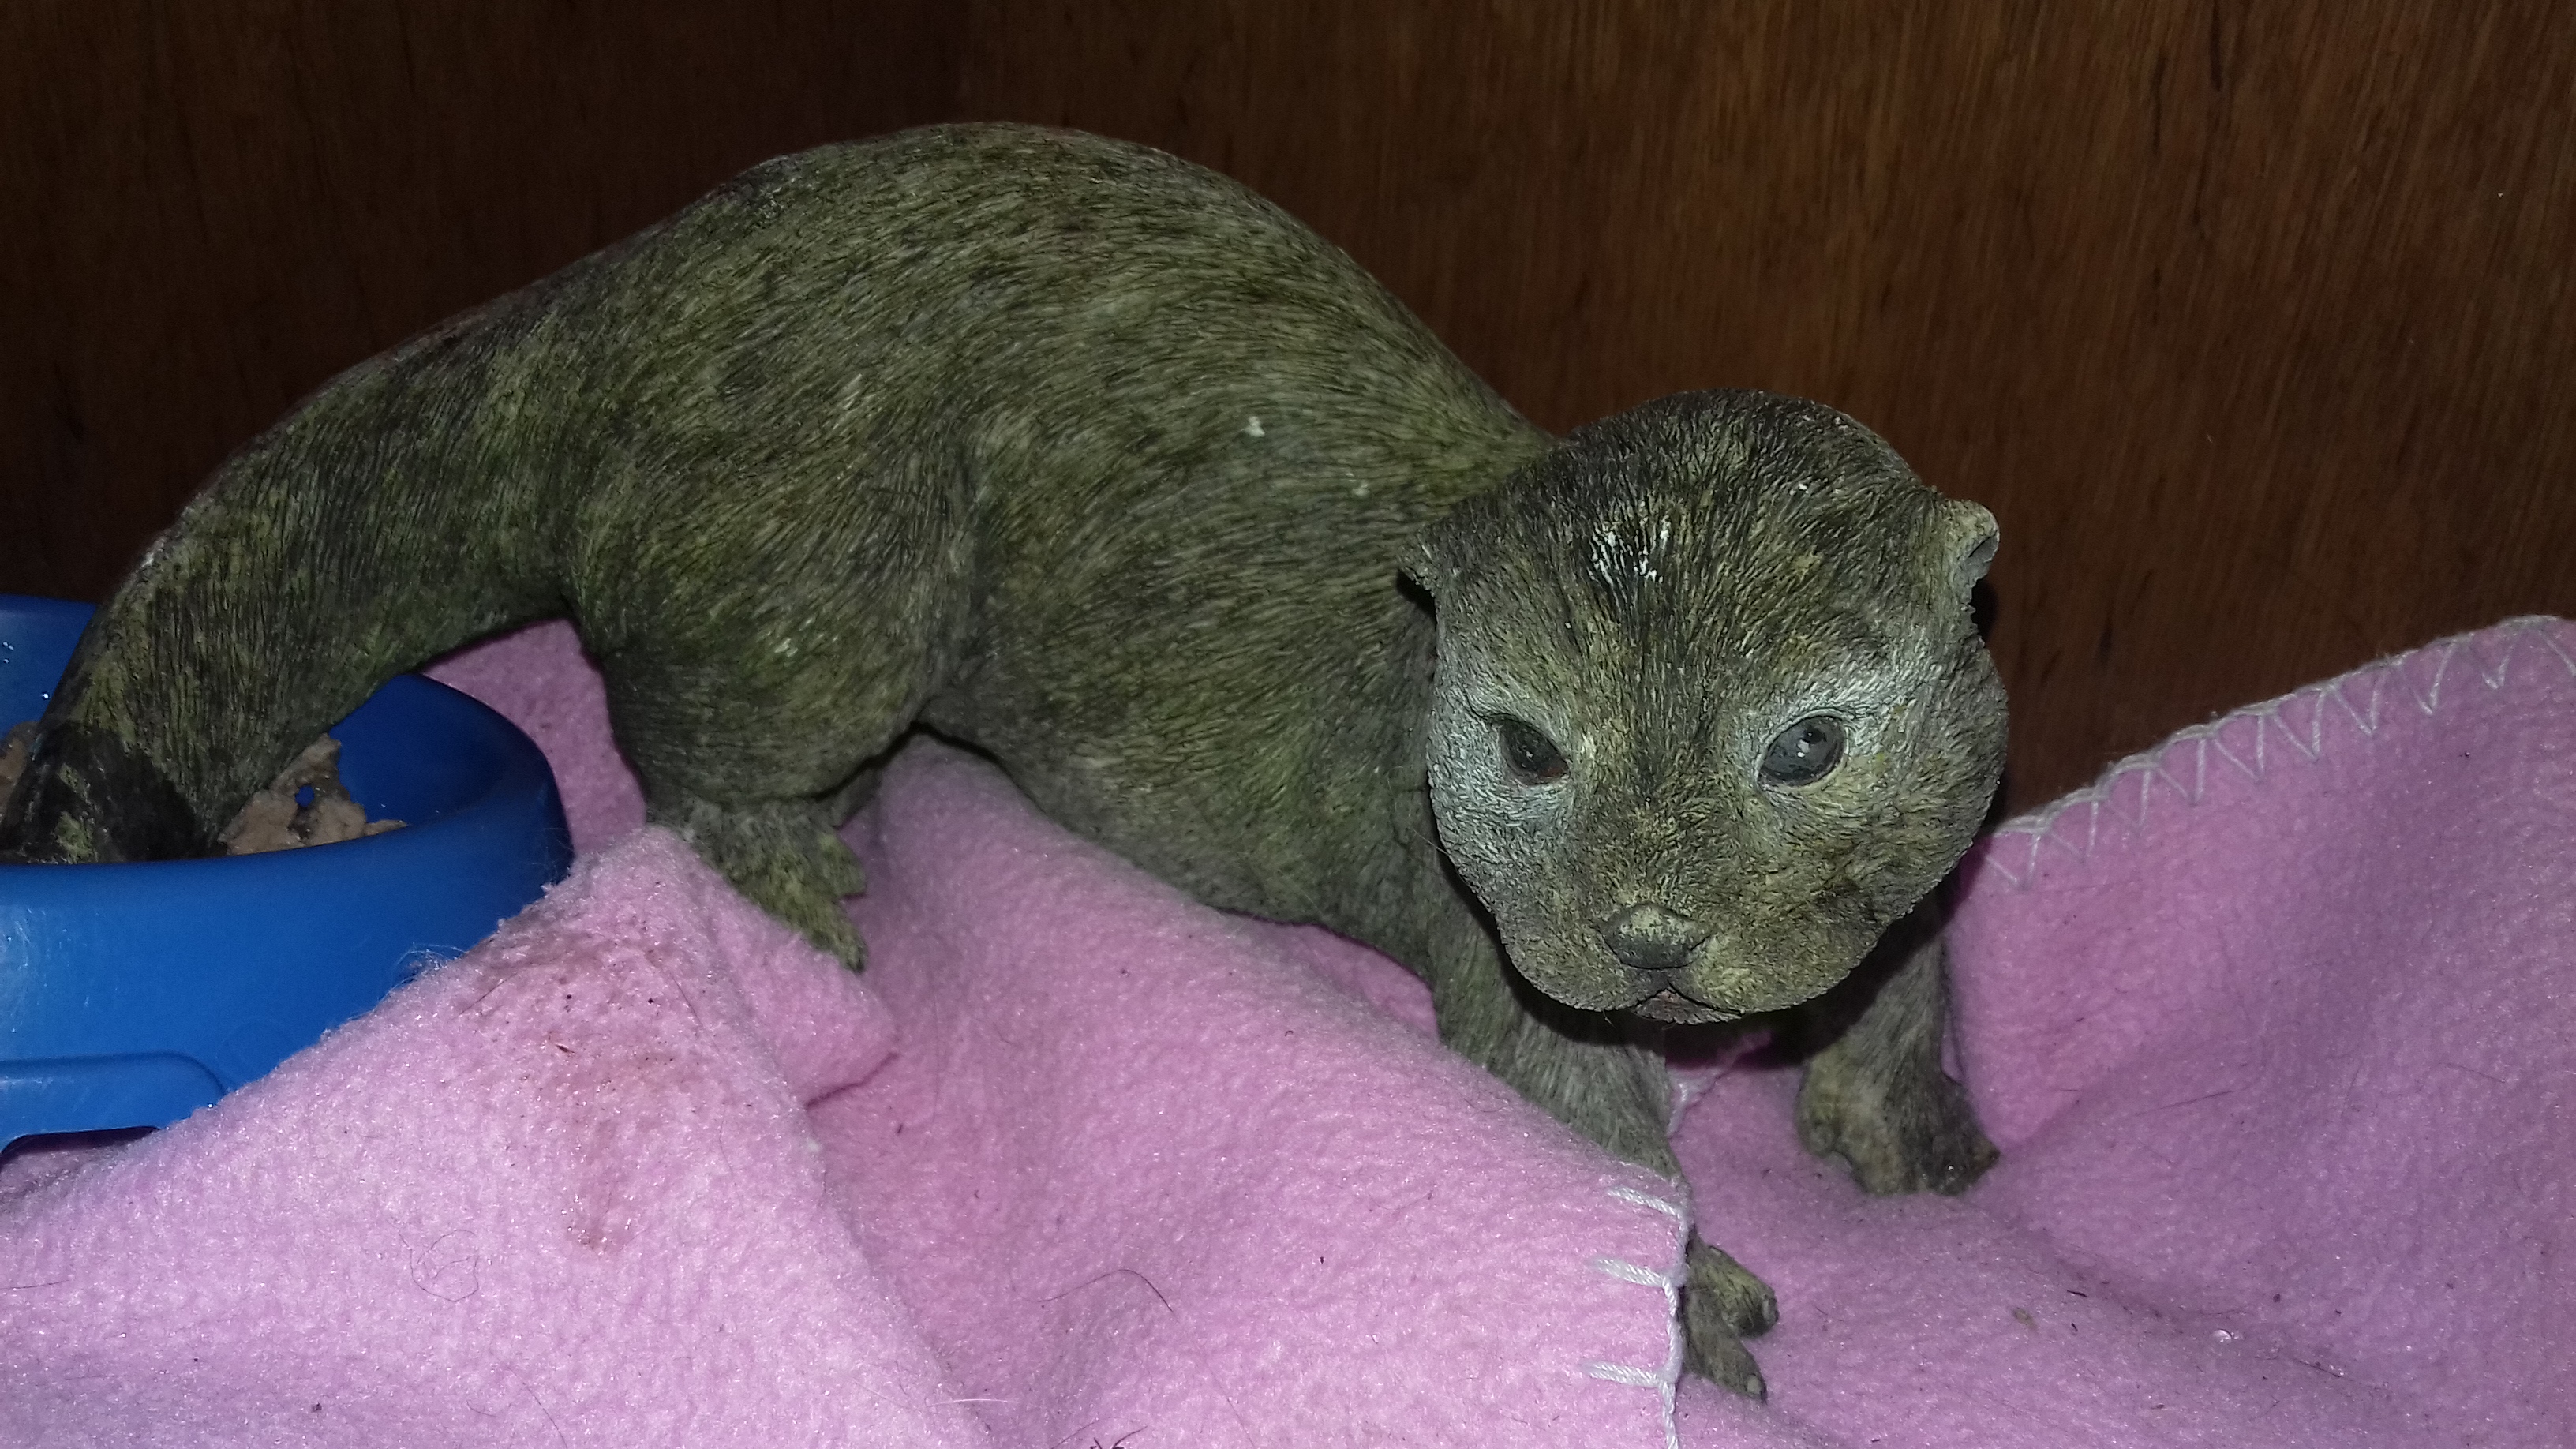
[[11, 720, 402, 855], [214, 735, 405, 855]]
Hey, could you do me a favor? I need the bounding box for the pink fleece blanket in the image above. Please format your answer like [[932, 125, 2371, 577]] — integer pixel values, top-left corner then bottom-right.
[[3, 617, 2570, 1447]]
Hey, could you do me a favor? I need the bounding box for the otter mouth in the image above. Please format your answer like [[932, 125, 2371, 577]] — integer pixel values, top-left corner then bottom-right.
[[1627, 987, 1737, 1026]]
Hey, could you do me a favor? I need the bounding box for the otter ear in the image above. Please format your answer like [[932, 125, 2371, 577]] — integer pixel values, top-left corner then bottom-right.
[[1934, 500, 1999, 598], [1402, 514, 1468, 598]]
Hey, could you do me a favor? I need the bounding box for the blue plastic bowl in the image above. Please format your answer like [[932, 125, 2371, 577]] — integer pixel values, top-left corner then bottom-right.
[[0, 595, 572, 1148]]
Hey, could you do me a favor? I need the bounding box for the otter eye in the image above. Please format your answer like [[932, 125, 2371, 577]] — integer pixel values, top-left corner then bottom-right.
[[1493, 717, 1569, 785], [1760, 714, 1845, 787]]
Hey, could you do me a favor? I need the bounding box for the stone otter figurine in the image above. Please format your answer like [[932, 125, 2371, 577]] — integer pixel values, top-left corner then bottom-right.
[[0, 124, 2005, 1396]]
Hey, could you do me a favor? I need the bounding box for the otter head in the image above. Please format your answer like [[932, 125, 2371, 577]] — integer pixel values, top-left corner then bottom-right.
[[1406, 389, 2005, 1024]]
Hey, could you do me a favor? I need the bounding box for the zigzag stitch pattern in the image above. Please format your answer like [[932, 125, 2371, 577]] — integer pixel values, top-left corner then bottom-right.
[[1971, 616, 2574, 890], [1584, 1181, 1689, 1449]]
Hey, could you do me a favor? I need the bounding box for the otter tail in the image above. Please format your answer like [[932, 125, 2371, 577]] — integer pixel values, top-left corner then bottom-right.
[[0, 302, 579, 863]]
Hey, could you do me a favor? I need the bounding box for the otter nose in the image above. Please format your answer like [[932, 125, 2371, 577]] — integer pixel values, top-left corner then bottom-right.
[[1597, 903, 1710, 975]]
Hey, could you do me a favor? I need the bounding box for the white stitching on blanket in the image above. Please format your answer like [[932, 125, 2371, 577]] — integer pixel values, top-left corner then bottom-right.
[[1973, 617, 2573, 888], [1592, 1256, 1679, 1288], [2329, 669, 2388, 738], [2525, 624, 2576, 681], [2408, 636, 2455, 715], [2271, 691, 2326, 762], [1607, 1183, 1689, 1224], [1586, 1183, 1687, 1449], [2209, 718, 2266, 784]]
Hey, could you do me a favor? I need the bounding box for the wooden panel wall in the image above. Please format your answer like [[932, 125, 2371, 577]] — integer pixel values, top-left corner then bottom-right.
[[0, 0, 961, 600], [6, 2, 2572, 810], [963, 0, 2576, 807]]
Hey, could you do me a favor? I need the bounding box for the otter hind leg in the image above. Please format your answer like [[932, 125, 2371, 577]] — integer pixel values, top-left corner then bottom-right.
[[657, 790, 874, 963], [606, 629, 938, 964], [589, 543, 962, 968]]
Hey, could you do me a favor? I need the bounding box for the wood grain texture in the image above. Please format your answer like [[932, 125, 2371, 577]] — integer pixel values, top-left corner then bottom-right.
[[6, 2, 2572, 809], [0, 0, 960, 601], [963, 0, 2576, 806]]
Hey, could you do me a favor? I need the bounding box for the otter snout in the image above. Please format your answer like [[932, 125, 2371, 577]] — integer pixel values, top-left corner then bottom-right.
[[1597, 902, 1712, 975]]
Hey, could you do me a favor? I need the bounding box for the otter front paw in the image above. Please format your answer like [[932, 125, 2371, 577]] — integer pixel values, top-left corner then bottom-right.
[[1681, 1237, 1777, 1400], [661, 796, 869, 965], [1795, 1043, 1998, 1196]]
